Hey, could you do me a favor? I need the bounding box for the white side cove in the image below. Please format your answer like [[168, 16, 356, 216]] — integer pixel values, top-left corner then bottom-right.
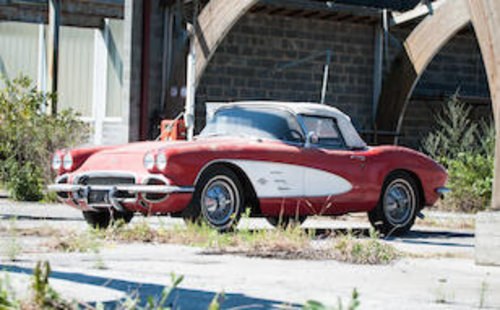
[[227, 160, 352, 198]]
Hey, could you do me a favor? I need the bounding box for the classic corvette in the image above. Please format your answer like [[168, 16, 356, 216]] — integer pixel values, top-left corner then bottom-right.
[[49, 101, 448, 235]]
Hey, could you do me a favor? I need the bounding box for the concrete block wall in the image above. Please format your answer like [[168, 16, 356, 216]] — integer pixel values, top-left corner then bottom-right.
[[400, 32, 491, 148], [196, 13, 490, 149], [196, 13, 376, 132]]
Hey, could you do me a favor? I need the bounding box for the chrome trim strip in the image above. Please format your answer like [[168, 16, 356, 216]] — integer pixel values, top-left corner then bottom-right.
[[49, 170, 194, 212], [435, 187, 451, 199], [141, 175, 172, 203], [435, 187, 451, 195], [48, 184, 194, 194]]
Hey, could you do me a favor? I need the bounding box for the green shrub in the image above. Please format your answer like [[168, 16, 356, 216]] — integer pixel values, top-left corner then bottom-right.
[[0, 275, 19, 309], [443, 153, 493, 212], [0, 75, 90, 201], [3, 158, 44, 201], [421, 94, 494, 212], [333, 229, 399, 265], [421, 93, 478, 160]]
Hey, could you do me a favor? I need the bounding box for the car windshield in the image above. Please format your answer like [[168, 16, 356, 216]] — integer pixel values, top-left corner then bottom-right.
[[199, 106, 304, 142]]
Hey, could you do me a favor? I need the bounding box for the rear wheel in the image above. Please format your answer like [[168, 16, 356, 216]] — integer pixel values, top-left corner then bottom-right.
[[82, 209, 134, 229], [266, 216, 307, 229], [184, 166, 244, 232], [368, 171, 420, 236]]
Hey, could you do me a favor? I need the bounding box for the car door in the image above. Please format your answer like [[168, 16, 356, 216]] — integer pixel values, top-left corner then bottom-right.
[[298, 115, 371, 214]]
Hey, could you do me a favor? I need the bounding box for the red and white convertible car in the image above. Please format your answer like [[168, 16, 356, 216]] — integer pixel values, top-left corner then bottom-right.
[[49, 101, 448, 234]]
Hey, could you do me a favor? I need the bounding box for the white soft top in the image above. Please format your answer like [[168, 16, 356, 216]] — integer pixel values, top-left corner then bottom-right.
[[212, 101, 367, 149]]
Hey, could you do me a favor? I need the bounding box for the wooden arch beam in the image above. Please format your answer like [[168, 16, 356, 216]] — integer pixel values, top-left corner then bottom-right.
[[468, 0, 500, 211], [193, 0, 259, 86], [375, 0, 471, 144]]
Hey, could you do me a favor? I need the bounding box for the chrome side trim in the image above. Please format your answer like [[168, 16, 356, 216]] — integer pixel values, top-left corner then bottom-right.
[[435, 187, 451, 198], [48, 184, 194, 194], [142, 175, 172, 203]]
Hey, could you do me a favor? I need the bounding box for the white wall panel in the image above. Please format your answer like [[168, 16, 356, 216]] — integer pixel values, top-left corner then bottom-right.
[[58, 26, 94, 117], [0, 22, 39, 88]]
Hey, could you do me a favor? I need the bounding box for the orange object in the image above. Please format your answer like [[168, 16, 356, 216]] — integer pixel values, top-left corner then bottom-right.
[[160, 119, 187, 141]]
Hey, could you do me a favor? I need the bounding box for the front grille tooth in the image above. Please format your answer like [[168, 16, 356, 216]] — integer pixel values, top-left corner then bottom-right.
[[75, 174, 137, 205]]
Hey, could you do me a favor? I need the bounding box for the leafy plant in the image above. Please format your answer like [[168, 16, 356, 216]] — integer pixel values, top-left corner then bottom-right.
[[0, 275, 19, 309], [421, 94, 494, 212], [4, 218, 22, 262], [49, 230, 102, 253], [3, 159, 44, 201], [304, 289, 360, 310], [421, 93, 477, 159], [445, 152, 493, 212], [0, 75, 90, 201], [31, 261, 73, 309], [119, 272, 185, 310], [333, 229, 399, 265]]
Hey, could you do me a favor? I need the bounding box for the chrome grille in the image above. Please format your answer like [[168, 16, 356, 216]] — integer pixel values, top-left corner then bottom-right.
[[76, 174, 137, 204]]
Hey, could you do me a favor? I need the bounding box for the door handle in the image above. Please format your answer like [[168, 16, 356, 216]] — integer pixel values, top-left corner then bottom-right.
[[350, 155, 366, 162]]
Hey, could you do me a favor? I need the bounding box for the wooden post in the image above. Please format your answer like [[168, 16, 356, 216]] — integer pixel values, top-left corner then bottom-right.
[[47, 0, 60, 115], [468, 1, 500, 211], [372, 23, 383, 128]]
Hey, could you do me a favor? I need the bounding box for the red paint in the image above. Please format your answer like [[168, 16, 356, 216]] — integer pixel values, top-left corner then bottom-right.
[[53, 136, 447, 216]]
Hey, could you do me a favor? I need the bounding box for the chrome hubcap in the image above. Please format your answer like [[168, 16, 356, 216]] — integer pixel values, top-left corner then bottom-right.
[[201, 176, 239, 226], [383, 179, 415, 226]]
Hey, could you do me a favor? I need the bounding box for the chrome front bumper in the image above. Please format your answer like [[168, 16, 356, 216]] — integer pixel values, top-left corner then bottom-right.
[[435, 187, 451, 198], [48, 183, 194, 194], [47, 183, 194, 211]]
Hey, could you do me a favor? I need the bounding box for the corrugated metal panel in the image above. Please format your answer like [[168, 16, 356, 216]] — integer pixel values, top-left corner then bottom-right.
[[102, 120, 128, 145], [0, 22, 39, 88], [58, 26, 94, 117], [105, 19, 124, 117]]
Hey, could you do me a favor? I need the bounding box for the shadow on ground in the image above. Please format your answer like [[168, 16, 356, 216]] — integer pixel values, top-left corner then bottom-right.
[[386, 229, 474, 248], [0, 264, 298, 309], [0, 214, 83, 221], [300, 227, 474, 249]]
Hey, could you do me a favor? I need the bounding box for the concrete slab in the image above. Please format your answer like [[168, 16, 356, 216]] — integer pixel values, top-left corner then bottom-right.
[[0, 199, 498, 309], [475, 211, 500, 266]]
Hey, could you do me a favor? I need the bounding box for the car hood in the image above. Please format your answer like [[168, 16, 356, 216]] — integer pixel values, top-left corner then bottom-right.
[[97, 137, 256, 154], [73, 137, 259, 175]]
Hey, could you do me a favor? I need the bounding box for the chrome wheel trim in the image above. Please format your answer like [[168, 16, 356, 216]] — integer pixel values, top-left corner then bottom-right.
[[383, 178, 416, 226], [200, 175, 240, 227]]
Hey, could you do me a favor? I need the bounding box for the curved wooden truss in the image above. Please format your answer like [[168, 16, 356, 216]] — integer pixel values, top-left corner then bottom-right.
[[375, 0, 500, 210], [375, 0, 470, 144], [193, 0, 258, 86]]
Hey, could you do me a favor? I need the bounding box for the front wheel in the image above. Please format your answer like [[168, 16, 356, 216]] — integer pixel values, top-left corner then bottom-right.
[[82, 209, 134, 229], [187, 166, 244, 232], [368, 172, 420, 236], [266, 216, 307, 229]]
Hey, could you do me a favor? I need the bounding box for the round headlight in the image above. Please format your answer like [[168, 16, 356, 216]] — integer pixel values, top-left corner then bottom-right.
[[63, 153, 73, 170], [52, 153, 62, 170], [143, 152, 155, 170], [156, 153, 168, 170]]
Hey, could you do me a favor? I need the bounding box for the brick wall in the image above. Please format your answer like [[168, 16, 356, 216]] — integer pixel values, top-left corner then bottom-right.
[[196, 13, 376, 132]]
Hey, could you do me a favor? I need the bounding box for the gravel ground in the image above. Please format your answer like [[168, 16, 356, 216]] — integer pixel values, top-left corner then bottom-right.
[[0, 198, 498, 310]]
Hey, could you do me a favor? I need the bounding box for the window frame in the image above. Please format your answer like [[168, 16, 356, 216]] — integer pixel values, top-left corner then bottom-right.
[[298, 114, 348, 150], [202, 105, 306, 145]]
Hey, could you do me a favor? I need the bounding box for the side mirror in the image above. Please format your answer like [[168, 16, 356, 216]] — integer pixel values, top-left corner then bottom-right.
[[305, 131, 319, 148]]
